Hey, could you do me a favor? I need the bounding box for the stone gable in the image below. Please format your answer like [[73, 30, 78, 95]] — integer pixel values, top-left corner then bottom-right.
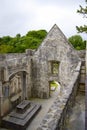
[[32, 24, 80, 98]]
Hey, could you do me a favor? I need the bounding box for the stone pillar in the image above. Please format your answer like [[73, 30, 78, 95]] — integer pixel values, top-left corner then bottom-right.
[[4, 65, 9, 81], [21, 72, 26, 100], [0, 82, 3, 118], [26, 57, 32, 98], [26, 73, 31, 99]]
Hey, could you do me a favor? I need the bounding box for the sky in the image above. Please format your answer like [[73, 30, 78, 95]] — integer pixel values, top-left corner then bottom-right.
[[0, 0, 86, 39]]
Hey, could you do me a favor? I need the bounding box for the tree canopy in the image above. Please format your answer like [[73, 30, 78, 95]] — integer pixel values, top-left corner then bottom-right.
[[76, 0, 87, 33], [0, 30, 47, 53], [68, 35, 86, 50], [0, 28, 85, 53]]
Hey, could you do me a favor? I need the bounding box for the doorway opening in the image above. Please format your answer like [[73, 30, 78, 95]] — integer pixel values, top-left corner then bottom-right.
[[49, 81, 61, 97]]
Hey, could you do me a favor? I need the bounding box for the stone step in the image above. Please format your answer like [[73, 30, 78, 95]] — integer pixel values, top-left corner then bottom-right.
[[80, 74, 86, 84], [79, 83, 85, 94], [16, 100, 31, 114], [79, 63, 86, 93], [79, 79, 85, 84], [80, 69, 86, 74], [81, 65, 85, 69], [79, 89, 85, 93]]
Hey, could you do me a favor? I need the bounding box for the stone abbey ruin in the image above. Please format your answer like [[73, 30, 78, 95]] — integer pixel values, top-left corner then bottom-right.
[[0, 24, 85, 130]]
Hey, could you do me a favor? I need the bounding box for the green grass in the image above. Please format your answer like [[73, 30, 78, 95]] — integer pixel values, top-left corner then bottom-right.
[[50, 81, 58, 88]]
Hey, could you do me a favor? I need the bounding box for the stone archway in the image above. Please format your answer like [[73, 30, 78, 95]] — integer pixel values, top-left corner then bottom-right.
[[49, 80, 61, 97]]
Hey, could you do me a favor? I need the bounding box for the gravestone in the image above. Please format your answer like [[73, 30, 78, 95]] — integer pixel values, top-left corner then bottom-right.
[[2, 100, 41, 130]]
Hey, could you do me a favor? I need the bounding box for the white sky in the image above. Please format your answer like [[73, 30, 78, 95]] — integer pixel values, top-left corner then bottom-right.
[[0, 0, 86, 39]]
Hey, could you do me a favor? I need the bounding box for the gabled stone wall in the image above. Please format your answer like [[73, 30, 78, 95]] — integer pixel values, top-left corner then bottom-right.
[[32, 24, 80, 99]]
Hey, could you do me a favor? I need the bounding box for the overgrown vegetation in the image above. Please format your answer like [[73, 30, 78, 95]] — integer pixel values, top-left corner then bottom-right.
[[0, 30, 47, 53], [68, 35, 86, 50], [0, 28, 86, 53], [76, 0, 87, 33], [50, 81, 58, 88], [69, 0, 87, 50]]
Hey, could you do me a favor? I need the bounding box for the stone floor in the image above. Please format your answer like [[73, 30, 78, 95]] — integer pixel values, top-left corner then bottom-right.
[[26, 87, 60, 130], [63, 93, 85, 130]]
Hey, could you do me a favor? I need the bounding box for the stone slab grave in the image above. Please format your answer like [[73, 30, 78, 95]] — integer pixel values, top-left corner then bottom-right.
[[2, 100, 41, 130]]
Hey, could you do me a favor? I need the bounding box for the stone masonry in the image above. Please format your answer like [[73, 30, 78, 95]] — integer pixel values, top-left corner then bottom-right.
[[32, 24, 80, 98], [36, 62, 81, 130]]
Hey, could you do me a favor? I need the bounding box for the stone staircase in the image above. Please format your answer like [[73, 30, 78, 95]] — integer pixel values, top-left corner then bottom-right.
[[79, 62, 86, 93]]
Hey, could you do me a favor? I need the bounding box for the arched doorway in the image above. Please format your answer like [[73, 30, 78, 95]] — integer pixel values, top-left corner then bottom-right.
[[49, 80, 61, 97]]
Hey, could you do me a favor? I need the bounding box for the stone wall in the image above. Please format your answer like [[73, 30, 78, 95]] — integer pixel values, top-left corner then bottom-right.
[[32, 24, 80, 99], [77, 50, 86, 66], [0, 51, 32, 118], [77, 50, 86, 59], [37, 62, 81, 130]]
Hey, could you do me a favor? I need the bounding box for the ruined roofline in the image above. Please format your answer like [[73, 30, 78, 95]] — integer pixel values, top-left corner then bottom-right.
[[51, 24, 74, 48], [34, 24, 75, 54], [47, 24, 75, 49]]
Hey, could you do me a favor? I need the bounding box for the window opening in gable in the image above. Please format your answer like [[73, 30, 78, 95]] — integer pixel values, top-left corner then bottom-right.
[[51, 61, 59, 74]]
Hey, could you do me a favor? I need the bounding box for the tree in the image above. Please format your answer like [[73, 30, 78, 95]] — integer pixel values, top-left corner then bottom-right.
[[76, 0, 87, 33], [68, 35, 86, 50], [2, 36, 12, 44], [26, 30, 47, 39], [0, 45, 14, 53], [0, 29, 47, 53], [16, 33, 21, 39]]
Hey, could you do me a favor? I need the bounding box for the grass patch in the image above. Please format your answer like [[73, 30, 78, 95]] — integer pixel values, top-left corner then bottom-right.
[[50, 81, 58, 88], [50, 81, 59, 91]]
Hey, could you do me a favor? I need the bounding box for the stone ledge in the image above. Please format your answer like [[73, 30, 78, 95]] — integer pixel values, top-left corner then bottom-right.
[[36, 72, 80, 130]]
